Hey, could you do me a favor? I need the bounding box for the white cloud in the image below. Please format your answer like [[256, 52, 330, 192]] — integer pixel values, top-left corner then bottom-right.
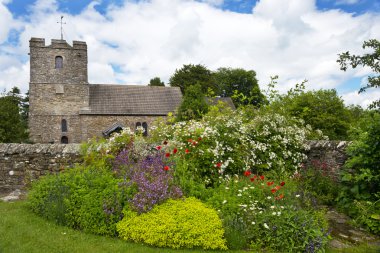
[[0, 0, 379, 107], [335, 0, 360, 5]]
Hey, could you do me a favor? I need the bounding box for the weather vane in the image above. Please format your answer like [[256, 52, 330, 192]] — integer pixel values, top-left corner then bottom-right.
[[57, 16, 66, 40]]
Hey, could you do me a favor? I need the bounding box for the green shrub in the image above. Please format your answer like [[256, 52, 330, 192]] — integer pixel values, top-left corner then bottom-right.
[[117, 197, 227, 250], [28, 166, 126, 236]]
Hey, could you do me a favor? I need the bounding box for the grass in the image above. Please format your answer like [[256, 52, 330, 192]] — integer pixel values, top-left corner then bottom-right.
[[0, 200, 243, 253], [1, 200, 378, 253]]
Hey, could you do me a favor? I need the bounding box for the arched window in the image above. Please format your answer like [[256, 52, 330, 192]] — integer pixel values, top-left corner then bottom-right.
[[61, 119, 67, 132], [61, 136, 68, 144], [55, 56, 63, 69], [135, 122, 141, 132], [142, 122, 148, 136]]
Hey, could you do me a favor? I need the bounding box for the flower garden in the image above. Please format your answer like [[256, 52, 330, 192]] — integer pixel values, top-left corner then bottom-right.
[[27, 104, 379, 252]]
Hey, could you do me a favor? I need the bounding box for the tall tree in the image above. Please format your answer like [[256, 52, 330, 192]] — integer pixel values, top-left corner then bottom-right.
[[169, 64, 216, 94], [176, 84, 209, 121], [213, 67, 265, 107], [337, 39, 380, 109], [0, 87, 28, 143], [149, 77, 165, 86]]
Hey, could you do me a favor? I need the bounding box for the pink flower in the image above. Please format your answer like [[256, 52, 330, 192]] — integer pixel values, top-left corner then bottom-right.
[[156, 145, 162, 150]]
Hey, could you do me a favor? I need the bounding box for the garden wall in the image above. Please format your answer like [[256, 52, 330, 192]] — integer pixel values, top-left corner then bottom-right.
[[0, 141, 350, 194]]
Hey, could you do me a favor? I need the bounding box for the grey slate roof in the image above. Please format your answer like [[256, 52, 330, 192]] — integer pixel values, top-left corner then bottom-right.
[[81, 85, 182, 115]]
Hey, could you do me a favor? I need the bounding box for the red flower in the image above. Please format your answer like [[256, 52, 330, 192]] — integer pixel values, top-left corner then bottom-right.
[[156, 145, 162, 150], [165, 153, 170, 158], [216, 162, 222, 168], [250, 177, 255, 182], [198, 137, 202, 141], [267, 181, 274, 186], [173, 148, 178, 154], [244, 171, 251, 177], [187, 138, 193, 143], [260, 175, 265, 180], [275, 185, 281, 190], [185, 149, 190, 154], [276, 194, 284, 200], [192, 141, 197, 146], [254, 175, 258, 179], [280, 181, 285, 186], [271, 188, 277, 193], [164, 166, 170, 171]]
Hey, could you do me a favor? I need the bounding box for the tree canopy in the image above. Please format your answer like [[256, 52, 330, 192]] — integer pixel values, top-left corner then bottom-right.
[[148, 77, 165, 87], [337, 39, 380, 109], [169, 64, 216, 94], [0, 87, 29, 143], [213, 67, 266, 107]]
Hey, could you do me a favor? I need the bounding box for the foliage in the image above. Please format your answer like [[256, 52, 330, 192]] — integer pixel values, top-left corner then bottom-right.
[[148, 77, 165, 86], [295, 160, 340, 206], [175, 83, 209, 121], [0, 87, 29, 143], [266, 79, 352, 140], [206, 174, 330, 252], [337, 112, 380, 234], [169, 64, 216, 94], [114, 150, 182, 214], [151, 104, 311, 191], [117, 197, 227, 250], [28, 166, 126, 236], [213, 67, 266, 107], [337, 39, 380, 109]]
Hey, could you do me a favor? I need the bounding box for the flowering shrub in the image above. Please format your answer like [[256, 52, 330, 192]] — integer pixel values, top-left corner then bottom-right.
[[114, 150, 182, 213], [150, 105, 311, 187], [206, 173, 329, 251], [117, 197, 227, 250]]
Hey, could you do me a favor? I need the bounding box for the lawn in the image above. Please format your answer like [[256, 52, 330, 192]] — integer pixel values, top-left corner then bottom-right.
[[0, 201, 243, 253]]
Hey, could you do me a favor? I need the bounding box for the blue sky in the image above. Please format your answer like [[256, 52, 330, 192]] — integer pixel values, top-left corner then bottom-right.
[[0, 0, 379, 107]]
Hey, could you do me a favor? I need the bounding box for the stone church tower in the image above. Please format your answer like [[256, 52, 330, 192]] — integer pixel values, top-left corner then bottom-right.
[[28, 37, 183, 144], [29, 38, 90, 143]]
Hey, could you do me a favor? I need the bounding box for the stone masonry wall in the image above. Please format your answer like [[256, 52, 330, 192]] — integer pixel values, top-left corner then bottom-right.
[[0, 141, 350, 194], [0, 143, 82, 194]]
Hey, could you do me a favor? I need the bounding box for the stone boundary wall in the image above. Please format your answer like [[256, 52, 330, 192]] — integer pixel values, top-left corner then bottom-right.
[[0, 141, 350, 194], [0, 143, 82, 193]]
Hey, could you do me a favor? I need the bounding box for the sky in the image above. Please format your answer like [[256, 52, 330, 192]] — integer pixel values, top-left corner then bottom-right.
[[0, 0, 379, 107]]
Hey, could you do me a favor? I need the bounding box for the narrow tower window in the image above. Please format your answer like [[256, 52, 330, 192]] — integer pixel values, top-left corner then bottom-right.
[[61, 136, 68, 144], [55, 56, 63, 69], [61, 119, 67, 132], [142, 122, 148, 136]]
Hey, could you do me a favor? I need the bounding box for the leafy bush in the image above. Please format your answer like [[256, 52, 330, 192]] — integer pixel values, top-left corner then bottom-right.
[[117, 197, 227, 250], [28, 166, 126, 236], [296, 160, 340, 206], [337, 112, 380, 234], [206, 173, 330, 251]]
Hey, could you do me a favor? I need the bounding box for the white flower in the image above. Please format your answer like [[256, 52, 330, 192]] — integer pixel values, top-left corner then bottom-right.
[[264, 223, 269, 229], [272, 212, 277, 215], [277, 212, 281, 216], [296, 194, 300, 198], [237, 193, 242, 197], [267, 196, 272, 199], [222, 200, 227, 204], [251, 221, 256, 225], [280, 206, 284, 209], [270, 206, 275, 209], [225, 187, 229, 190]]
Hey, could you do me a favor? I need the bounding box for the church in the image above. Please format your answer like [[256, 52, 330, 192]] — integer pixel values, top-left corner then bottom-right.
[[28, 38, 183, 144]]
